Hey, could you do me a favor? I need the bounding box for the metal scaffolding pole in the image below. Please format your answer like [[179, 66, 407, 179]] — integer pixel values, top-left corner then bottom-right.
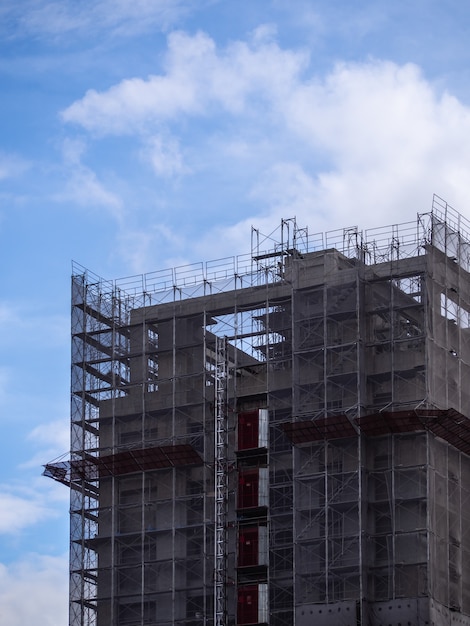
[[214, 335, 228, 626]]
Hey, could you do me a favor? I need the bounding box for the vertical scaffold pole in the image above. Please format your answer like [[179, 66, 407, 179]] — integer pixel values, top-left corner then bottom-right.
[[214, 335, 228, 626]]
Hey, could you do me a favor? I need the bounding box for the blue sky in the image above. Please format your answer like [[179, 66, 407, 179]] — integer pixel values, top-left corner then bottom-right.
[[2, 1, 470, 623]]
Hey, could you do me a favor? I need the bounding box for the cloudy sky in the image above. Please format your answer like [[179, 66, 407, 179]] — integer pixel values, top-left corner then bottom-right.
[[1, 0, 470, 623]]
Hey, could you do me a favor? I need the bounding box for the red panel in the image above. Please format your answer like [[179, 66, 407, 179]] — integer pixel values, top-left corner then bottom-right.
[[238, 527, 259, 567], [238, 411, 260, 450], [238, 585, 258, 625], [238, 470, 259, 509]]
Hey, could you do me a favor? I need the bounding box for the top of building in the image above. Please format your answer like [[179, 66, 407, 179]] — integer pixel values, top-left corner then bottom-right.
[[72, 194, 470, 307]]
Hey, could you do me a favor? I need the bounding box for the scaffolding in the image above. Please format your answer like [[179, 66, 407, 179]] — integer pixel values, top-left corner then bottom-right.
[[214, 336, 228, 626], [44, 194, 470, 626]]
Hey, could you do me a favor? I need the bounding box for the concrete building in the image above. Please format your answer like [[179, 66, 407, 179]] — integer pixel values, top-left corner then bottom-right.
[[46, 195, 470, 625]]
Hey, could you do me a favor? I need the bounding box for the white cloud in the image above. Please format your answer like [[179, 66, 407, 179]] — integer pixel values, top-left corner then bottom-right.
[[283, 61, 436, 166], [0, 152, 29, 180], [0, 459, 69, 536], [3, 0, 194, 39], [103, 0, 194, 36], [61, 136, 87, 165], [22, 420, 70, 470], [274, 60, 470, 228], [61, 30, 470, 258], [0, 302, 68, 350], [114, 224, 184, 273], [251, 22, 279, 45], [61, 30, 308, 133], [55, 138, 124, 218], [144, 134, 188, 177], [28, 420, 69, 451], [0, 487, 52, 534], [58, 165, 124, 216], [0, 554, 68, 626]]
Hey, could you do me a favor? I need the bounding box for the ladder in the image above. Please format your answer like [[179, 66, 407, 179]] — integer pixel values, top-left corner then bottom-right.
[[214, 335, 228, 626]]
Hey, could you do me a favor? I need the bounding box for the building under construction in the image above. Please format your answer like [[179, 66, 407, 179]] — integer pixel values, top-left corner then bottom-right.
[[46, 195, 470, 626]]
